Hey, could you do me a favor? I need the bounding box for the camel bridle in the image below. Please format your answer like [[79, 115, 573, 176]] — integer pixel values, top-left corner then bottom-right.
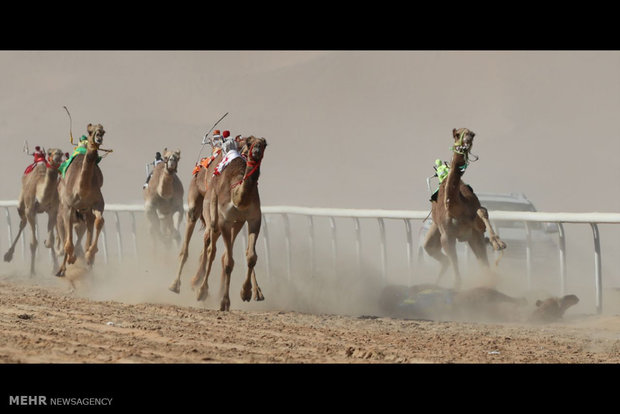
[[231, 139, 264, 189], [451, 130, 479, 163], [47, 153, 62, 170]]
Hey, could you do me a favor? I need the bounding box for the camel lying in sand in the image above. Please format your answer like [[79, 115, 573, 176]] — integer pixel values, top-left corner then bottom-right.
[[379, 284, 579, 323]]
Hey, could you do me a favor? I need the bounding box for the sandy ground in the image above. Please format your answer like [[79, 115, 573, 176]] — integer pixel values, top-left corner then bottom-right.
[[2, 270, 620, 365]]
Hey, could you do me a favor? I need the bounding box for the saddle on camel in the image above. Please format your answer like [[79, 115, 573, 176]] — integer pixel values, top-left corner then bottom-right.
[[58, 135, 102, 178], [23, 146, 50, 175]]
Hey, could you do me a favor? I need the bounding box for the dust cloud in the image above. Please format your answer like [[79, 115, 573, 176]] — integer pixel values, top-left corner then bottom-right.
[[1, 51, 620, 321]]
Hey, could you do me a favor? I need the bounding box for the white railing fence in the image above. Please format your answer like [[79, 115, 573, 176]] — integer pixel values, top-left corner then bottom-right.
[[2, 200, 619, 314]]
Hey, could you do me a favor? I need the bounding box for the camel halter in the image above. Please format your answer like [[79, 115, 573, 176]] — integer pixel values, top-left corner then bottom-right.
[[231, 140, 263, 189], [451, 131, 478, 163], [47, 154, 61, 170]]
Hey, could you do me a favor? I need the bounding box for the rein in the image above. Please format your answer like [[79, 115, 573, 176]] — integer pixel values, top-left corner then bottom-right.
[[231, 141, 263, 189], [47, 154, 60, 170]]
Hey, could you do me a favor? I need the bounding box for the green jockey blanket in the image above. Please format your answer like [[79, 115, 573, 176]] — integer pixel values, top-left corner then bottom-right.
[[58, 137, 102, 178]]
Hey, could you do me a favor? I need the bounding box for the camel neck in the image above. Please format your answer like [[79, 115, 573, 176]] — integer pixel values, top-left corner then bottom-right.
[[77, 148, 99, 195], [157, 168, 176, 199], [231, 162, 260, 209], [41, 166, 59, 201], [443, 151, 468, 209], [449, 151, 468, 173]]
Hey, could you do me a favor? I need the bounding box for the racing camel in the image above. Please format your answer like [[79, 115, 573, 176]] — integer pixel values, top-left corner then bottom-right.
[[4, 148, 65, 275], [143, 148, 184, 249], [55, 123, 106, 277], [168, 146, 223, 294], [423, 128, 506, 289], [193, 136, 267, 311]]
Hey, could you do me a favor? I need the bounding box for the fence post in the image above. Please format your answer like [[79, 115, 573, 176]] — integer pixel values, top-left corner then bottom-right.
[[281, 214, 292, 280], [590, 223, 602, 314], [101, 224, 109, 264], [378, 218, 386, 281], [558, 223, 567, 296], [353, 217, 361, 275], [307, 216, 315, 277], [404, 219, 414, 284], [524, 221, 532, 289], [261, 213, 272, 280], [131, 212, 138, 257], [329, 216, 337, 275]]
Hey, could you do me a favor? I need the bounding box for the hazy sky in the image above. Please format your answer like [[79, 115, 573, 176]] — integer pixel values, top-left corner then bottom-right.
[[1, 50, 618, 213]]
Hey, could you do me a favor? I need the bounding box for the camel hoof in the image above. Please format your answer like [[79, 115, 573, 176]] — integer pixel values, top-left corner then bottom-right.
[[196, 285, 208, 302], [190, 276, 203, 291], [254, 288, 265, 302], [67, 254, 77, 265], [55, 269, 65, 278], [490, 236, 507, 251], [4, 250, 14, 262], [220, 298, 230, 311], [240, 286, 252, 302], [85, 249, 98, 265], [169, 280, 180, 294]]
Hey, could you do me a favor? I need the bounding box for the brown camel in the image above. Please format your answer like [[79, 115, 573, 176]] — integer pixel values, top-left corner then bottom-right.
[[55, 123, 106, 277], [379, 283, 527, 321], [143, 148, 184, 248], [529, 294, 580, 323], [423, 128, 506, 289], [4, 148, 65, 275], [193, 136, 267, 311], [168, 147, 223, 294]]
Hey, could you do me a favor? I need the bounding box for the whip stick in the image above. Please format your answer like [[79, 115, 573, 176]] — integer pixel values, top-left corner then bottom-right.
[[196, 112, 229, 164], [63, 106, 74, 145]]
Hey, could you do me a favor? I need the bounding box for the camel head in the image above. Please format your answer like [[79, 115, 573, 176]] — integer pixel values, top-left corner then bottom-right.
[[452, 128, 475, 155], [243, 136, 268, 163], [46, 148, 65, 169], [162, 148, 181, 173], [86, 123, 105, 149]]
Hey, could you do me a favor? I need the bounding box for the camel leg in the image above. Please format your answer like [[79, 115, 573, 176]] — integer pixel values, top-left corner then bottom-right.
[[174, 208, 184, 246], [27, 210, 38, 277], [85, 209, 104, 266], [477, 207, 506, 251], [190, 230, 211, 290], [83, 212, 94, 260], [423, 222, 450, 281], [440, 232, 461, 290], [196, 195, 219, 300], [196, 228, 219, 302], [56, 207, 74, 277], [218, 224, 237, 311], [242, 218, 263, 302], [160, 211, 175, 248], [73, 219, 87, 259], [170, 201, 202, 293], [4, 202, 27, 263], [468, 233, 491, 268], [55, 208, 65, 257], [46, 209, 59, 274], [468, 232, 501, 287], [145, 202, 161, 249]]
